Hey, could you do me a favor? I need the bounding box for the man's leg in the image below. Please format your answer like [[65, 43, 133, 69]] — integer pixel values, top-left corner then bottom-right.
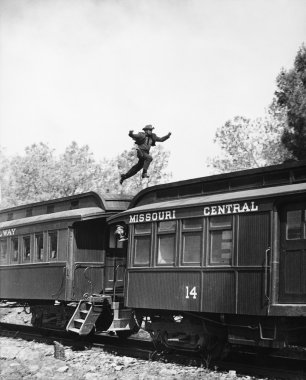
[[141, 152, 153, 178], [120, 151, 144, 184]]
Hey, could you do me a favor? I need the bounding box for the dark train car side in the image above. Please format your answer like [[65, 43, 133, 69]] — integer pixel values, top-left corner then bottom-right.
[[0, 192, 133, 333], [109, 160, 306, 355]]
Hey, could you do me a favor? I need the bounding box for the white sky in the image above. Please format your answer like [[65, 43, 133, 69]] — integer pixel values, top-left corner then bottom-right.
[[0, 0, 305, 181]]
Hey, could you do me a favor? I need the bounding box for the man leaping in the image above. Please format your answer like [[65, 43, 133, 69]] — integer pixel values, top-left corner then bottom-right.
[[120, 125, 171, 184]]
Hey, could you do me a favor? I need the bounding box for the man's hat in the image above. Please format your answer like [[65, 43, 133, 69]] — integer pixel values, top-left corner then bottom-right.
[[143, 124, 154, 131]]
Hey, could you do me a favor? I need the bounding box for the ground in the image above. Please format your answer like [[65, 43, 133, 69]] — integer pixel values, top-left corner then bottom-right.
[[0, 304, 264, 380]]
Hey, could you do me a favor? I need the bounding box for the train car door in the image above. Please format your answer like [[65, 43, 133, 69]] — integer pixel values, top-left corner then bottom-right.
[[279, 201, 306, 303], [104, 224, 128, 295]]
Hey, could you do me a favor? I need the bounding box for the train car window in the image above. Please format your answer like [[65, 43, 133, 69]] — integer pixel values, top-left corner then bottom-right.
[[183, 218, 203, 229], [210, 215, 232, 228], [133, 223, 151, 266], [134, 236, 151, 265], [182, 218, 203, 265], [0, 238, 8, 265], [209, 216, 232, 265], [286, 210, 305, 240], [48, 231, 58, 259], [157, 221, 176, 265], [26, 208, 33, 217], [22, 236, 31, 262], [11, 238, 19, 263], [135, 224, 151, 233], [35, 233, 44, 261]]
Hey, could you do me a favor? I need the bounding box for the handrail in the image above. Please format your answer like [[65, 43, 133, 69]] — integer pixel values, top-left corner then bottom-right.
[[74, 262, 126, 300], [83, 266, 93, 296], [264, 247, 271, 305]]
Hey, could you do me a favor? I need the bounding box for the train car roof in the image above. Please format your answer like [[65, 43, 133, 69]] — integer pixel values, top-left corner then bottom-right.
[[108, 182, 306, 222], [0, 207, 106, 229], [0, 191, 131, 224], [128, 160, 306, 209]]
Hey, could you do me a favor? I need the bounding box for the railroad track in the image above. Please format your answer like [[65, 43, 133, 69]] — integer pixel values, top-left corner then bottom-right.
[[1, 322, 305, 380]]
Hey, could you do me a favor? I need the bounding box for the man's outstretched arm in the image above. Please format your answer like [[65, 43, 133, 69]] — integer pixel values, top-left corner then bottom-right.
[[155, 132, 172, 142]]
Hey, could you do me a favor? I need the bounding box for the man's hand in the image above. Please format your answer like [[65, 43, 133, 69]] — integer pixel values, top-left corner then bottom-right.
[[167, 132, 172, 137]]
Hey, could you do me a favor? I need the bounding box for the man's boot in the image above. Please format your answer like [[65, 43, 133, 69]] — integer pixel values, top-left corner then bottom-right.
[[142, 172, 149, 179], [120, 174, 126, 185]]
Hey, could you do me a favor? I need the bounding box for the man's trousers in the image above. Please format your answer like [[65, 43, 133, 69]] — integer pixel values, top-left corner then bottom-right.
[[124, 149, 153, 179]]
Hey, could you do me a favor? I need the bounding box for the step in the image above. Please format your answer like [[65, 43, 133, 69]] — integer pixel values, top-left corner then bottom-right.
[[69, 327, 81, 333], [74, 319, 85, 324]]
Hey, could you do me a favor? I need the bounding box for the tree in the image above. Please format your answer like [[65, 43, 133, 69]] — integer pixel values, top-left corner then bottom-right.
[[0, 148, 11, 208], [7, 143, 56, 206], [275, 44, 306, 160], [0, 142, 172, 207], [54, 141, 103, 197], [207, 111, 290, 173]]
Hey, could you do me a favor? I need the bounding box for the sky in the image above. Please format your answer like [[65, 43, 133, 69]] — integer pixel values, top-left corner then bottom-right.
[[0, 0, 305, 181]]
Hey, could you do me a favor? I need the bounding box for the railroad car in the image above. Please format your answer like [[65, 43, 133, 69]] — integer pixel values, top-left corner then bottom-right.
[[0, 192, 137, 335], [109, 160, 306, 356]]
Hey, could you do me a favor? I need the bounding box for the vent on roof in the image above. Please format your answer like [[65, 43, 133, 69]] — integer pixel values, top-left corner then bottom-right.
[[47, 205, 55, 214], [71, 200, 79, 209], [26, 208, 33, 217]]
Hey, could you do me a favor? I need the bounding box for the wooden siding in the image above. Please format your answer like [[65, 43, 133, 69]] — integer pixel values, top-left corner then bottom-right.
[[126, 270, 201, 311], [0, 263, 67, 300], [73, 264, 104, 299], [237, 212, 270, 266], [237, 271, 266, 314], [201, 271, 235, 313], [126, 268, 268, 315]]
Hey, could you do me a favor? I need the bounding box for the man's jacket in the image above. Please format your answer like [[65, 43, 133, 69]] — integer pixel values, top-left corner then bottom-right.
[[128, 131, 170, 150]]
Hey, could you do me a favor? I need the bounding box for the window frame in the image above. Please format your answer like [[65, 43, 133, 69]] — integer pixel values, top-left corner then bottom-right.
[[47, 230, 58, 261], [22, 235, 32, 263], [180, 217, 203, 266], [132, 223, 152, 267], [286, 209, 306, 240], [35, 232, 44, 262], [0, 237, 8, 265], [155, 220, 177, 267], [10, 237, 19, 264], [208, 215, 233, 266]]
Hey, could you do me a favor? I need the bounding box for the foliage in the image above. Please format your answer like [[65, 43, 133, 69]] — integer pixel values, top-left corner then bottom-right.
[[274, 44, 306, 160], [54, 142, 103, 197], [207, 109, 291, 173], [0, 142, 172, 208], [0, 148, 11, 208], [7, 143, 56, 206]]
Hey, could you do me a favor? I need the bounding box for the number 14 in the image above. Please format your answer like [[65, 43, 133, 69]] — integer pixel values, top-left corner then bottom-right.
[[186, 286, 197, 299]]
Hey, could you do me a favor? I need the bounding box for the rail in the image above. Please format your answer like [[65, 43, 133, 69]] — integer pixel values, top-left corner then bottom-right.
[[77, 262, 126, 300], [264, 247, 271, 306]]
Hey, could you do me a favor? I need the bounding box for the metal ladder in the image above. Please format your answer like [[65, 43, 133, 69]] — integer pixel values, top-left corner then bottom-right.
[[66, 295, 110, 336]]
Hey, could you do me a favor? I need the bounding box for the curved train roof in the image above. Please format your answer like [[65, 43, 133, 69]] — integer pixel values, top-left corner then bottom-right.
[[0, 192, 131, 225], [109, 182, 306, 222], [129, 160, 306, 209]]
